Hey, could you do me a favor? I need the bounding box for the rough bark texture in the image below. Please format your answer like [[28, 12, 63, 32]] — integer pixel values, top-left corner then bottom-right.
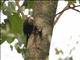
[[25, 1, 58, 60]]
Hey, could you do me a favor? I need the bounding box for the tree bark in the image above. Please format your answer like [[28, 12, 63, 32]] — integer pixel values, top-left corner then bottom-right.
[[25, 1, 58, 60]]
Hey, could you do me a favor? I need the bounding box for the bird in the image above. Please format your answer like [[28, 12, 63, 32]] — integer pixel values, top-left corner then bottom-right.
[[23, 17, 34, 40], [23, 16, 42, 47]]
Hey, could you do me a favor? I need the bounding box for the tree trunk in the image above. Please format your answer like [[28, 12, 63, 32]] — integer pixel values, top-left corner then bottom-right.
[[25, 1, 58, 60]]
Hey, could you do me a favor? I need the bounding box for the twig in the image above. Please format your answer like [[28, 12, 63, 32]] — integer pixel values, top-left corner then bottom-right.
[[56, 5, 80, 16], [73, 5, 80, 8], [54, 4, 69, 26], [54, 11, 63, 26], [71, 8, 80, 13], [54, 4, 80, 26], [56, 6, 69, 16]]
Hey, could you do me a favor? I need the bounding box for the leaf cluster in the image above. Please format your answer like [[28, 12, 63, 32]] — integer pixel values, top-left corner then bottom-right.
[[0, 0, 35, 53]]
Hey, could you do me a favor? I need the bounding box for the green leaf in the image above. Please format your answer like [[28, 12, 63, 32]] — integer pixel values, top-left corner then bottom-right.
[[1, 21, 15, 44], [15, 43, 22, 53], [0, 23, 7, 44], [9, 13, 23, 34], [6, 34, 15, 43], [2, 3, 11, 16], [8, 13, 26, 44], [8, 2, 16, 13], [10, 45, 13, 51], [0, 34, 6, 44], [2, 6, 12, 16], [55, 48, 63, 55], [20, 33, 26, 45], [1, 13, 26, 45], [2, 2, 16, 16], [1, 32, 15, 44]]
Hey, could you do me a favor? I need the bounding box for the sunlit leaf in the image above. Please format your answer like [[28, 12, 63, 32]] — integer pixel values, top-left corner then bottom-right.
[[2, 2, 16, 16], [10, 45, 13, 51], [55, 48, 63, 55], [8, 12, 26, 45], [15, 43, 22, 53], [20, 6, 25, 11], [1, 31, 15, 44], [1, 12, 26, 45], [3, 7, 12, 16], [2, 3, 11, 16], [9, 13, 23, 34], [6, 35, 15, 43], [8, 2, 16, 13]]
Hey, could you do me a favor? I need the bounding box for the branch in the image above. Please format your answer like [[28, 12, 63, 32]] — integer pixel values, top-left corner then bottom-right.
[[54, 11, 63, 26], [73, 5, 80, 8], [71, 8, 80, 13], [56, 6, 69, 16], [54, 4, 80, 26], [56, 4, 80, 16], [54, 4, 69, 26], [68, 4, 80, 13]]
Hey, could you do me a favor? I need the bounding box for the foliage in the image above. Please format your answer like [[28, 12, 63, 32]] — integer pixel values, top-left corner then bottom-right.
[[0, 1, 22, 50], [0, 0, 35, 55]]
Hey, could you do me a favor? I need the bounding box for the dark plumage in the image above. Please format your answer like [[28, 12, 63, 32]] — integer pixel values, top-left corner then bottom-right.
[[23, 19, 34, 40], [23, 17, 42, 41]]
